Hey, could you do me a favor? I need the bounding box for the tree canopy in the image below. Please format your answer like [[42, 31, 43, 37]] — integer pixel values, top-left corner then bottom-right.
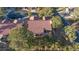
[[51, 16, 63, 28], [64, 26, 77, 43], [8, 26, 34, 51], [36, 7, 53, 17]]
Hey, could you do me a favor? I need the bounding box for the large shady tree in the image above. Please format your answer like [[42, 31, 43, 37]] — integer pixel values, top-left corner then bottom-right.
[[8, 26, 35, 51]]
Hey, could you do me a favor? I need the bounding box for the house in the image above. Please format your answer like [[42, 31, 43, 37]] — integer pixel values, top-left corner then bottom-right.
[[26, 20, 52, 36], [71, 21, 79, 30], [0, 23, 17, 39]]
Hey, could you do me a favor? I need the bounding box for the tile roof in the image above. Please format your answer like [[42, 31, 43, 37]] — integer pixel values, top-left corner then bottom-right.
[[0, 23, 16, 36], [27, 20, 52, 34], [0, 29, 9, 36]]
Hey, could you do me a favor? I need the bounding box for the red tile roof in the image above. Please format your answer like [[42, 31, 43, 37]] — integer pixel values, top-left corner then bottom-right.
[[0, 29, 9, 35], [0, 23, 16, 36], [27, 20, 52, 34]]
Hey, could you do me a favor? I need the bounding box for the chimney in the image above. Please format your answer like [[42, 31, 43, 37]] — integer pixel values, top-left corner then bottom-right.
[[43, 16, 51, 20], [13, 19, 18, 24], [29, 16, 34, 20], [29, 16, 39, 20], [50, 20, 52, 25], [43, 16, 46, 20]]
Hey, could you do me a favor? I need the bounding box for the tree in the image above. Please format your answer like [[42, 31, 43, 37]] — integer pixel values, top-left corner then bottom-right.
[[31, 34, 55, 51], [36, 7, 53, 17], [64, 26, 77, 43], [0, 8, 4, 16], [51, 16, 63, 28], [7, 11, 25, 19], [8, 26, 34, 51]]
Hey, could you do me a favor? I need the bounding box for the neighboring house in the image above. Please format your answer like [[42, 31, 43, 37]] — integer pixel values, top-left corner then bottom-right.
[[64, 15, 74, 19], [0, 22, 18, 39], [26, 20, 52, 36], [71, 21, 79, 30], [58, 7, 75, 19], [0, 20, 21, 38]]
